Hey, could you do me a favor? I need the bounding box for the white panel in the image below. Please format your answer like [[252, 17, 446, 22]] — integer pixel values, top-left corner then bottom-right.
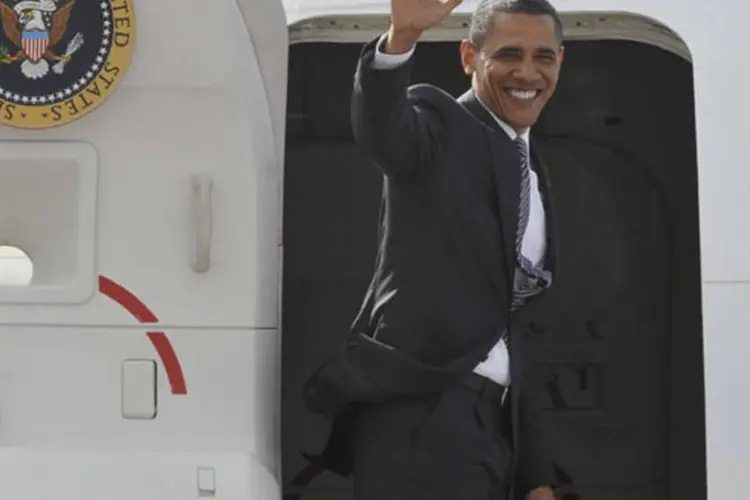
[[0, 0, 288, 496], [0, 327, 279, 465], [121, 359, 157, 420], [0, 0, 287, 327]]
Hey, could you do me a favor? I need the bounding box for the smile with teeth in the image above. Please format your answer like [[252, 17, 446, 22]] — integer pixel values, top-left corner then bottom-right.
[[506, 88, 540, 100]]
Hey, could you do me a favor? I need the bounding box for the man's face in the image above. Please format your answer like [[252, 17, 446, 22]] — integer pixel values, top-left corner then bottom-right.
[[460, 12, 563, 133]]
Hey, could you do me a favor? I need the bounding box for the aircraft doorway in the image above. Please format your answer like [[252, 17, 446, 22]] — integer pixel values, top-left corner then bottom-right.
[[281, 31, 705, 500]]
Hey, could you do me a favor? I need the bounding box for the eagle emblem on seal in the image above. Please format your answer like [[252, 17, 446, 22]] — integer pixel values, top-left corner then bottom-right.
[[0, 0, 83, 80]]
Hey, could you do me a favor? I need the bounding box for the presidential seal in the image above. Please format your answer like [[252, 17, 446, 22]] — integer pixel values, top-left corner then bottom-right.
[[0, 0, 134, 129]]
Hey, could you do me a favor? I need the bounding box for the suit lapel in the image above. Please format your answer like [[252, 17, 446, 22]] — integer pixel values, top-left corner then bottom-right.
[[457, 90, 520, 275]]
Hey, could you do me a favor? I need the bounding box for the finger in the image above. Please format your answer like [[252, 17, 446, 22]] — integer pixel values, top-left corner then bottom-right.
[[445, 0, 463, 9]]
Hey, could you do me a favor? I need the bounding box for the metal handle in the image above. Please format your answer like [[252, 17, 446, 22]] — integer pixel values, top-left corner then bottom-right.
[[191, 173, 213, 273]]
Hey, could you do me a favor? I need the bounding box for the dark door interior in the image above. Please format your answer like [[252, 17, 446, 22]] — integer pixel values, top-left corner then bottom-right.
[[281, 39, 706, 500]]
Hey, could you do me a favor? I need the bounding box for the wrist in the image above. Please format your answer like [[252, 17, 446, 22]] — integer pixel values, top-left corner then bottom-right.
[[385, 26, 421, 54]]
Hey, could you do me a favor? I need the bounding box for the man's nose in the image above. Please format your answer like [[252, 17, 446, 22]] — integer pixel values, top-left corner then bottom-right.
[[515, 58, 540, 82]]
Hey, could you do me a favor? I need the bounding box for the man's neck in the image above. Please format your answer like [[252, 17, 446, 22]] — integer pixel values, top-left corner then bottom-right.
[[473, 91, 530, 140]]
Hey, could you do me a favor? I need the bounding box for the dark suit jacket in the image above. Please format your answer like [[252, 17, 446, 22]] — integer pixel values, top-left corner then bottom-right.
[[302, 35, 560, 498]]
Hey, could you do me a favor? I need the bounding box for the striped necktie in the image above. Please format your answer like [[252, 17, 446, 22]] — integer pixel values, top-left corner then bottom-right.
[[503, 137, 531, 352], [515, 137, 531, 256]]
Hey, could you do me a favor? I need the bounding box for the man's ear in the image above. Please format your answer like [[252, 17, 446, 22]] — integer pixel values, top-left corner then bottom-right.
[[559, 45, 565, 63], [459, 39, 476, 76]]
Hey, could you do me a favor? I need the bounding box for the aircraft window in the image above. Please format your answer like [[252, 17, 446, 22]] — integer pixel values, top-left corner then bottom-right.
[[0, 245, 33, 286]]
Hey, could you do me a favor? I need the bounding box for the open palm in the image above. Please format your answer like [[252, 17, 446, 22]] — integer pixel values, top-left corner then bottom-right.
[[391, 0, 463, 33]]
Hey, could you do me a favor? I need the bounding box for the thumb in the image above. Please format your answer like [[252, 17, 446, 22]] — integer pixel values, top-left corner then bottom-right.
[[446, 0, 463, 9]]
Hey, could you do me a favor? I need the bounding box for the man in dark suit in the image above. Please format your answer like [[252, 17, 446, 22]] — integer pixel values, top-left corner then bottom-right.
[[302, 1, 564, 499]]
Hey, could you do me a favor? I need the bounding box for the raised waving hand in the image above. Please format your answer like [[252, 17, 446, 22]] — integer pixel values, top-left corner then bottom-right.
[[386, 0, 463, 52]]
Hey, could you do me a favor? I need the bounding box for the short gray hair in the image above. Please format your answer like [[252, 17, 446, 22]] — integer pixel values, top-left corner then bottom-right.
[[468, 0, 564, 48]]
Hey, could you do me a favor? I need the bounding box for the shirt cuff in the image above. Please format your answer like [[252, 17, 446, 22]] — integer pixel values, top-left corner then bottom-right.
[[371, 32, 416, 69]]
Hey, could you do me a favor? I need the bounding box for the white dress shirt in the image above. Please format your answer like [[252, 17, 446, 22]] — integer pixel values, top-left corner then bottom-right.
[[371, 34, 547, 387]]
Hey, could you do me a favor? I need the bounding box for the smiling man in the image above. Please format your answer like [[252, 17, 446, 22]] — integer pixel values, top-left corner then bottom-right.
[[302, 1, 564, 500]]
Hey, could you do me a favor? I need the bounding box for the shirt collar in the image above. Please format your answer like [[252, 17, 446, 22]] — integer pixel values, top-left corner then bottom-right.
[[475, 93, 531, 147]]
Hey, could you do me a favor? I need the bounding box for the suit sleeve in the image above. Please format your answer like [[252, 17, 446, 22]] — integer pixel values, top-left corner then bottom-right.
[[351, 34, 448, 181], [514, 381, 557, 497]]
